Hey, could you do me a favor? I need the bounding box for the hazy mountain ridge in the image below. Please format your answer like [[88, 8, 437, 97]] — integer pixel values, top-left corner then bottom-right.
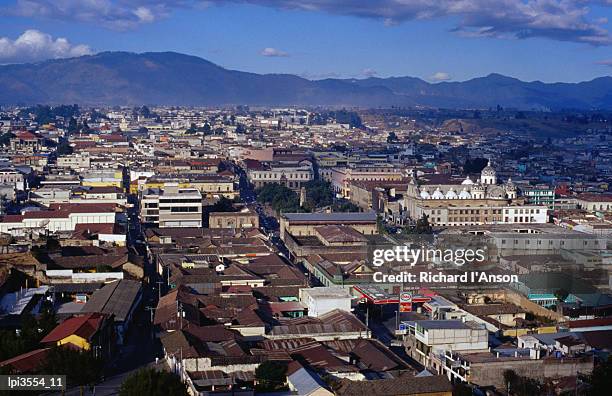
[[1, 51, 611, 109]]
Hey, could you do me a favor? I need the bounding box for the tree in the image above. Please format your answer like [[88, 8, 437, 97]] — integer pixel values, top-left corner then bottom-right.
[[120, 369, 188, 396], [256, 183, 305, 213], [554, 288, 569, 316], [415, 214, 432, 234], [588, 356, 612, 395], [209, 196, 236, 213], [332, 200, 360, 212], [57, 139, 73, 155], [0, 132, 15, 147], [235, 123, 246, 133], [303, 180, 334, 210], [68, 117, 78, 134], [554, 288, 569, 303], [502, 369, 543, 396], [96, 264, 114, 273], [39, 347, 103, 388], [387, 131, 398, 143], [185, 123, 197, 134], [255, 361, 288, 392]]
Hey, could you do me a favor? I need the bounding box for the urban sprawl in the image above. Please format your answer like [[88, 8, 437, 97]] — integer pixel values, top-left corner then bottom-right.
[[0, 105, 610, 395]]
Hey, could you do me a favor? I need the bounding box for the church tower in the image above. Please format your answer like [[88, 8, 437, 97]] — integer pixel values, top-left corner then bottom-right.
[[480, 160, 497, 185]]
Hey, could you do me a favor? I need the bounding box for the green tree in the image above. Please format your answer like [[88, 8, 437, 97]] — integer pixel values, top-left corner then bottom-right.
[[235, 123, 246, 133], [332, 200, 360, 212], [387, 131, 398, 143], [39, 347, 103, 387], [589, 357, 612, 395], [256, 183, 305, 213], [68, 117, 78, 134], [0, 132, 15, 147], [255, 361, 288, 392], [503, 369, 543, 396], [554, 288, 569, 315], [303, 180, 334, 210], [120, 369, 188, 396], [57, 139, 73, 155], [554, 288, 569, 303], [96, 264, 114, 273], [209, 196, 236, 213]]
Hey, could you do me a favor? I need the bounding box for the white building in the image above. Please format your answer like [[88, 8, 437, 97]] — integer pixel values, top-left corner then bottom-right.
[[299, 287, 352, 317], [140, 185, 202, 228], [0, 203, 118, 236]]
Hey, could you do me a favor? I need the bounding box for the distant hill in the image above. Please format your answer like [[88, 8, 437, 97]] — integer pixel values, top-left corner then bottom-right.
[[1, 51, 611, 109]]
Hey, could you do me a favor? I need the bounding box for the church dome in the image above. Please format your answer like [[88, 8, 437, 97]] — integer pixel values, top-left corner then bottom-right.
[[481, 160, 496, 177], [420, 189, 430, 199], [505, 177, 516, 190], [459, 188, 471, 199], [431, 187, 444, 199], [445, 188, 458, 199], [472, 183, 485, 191], [461, 176, 474, 185]]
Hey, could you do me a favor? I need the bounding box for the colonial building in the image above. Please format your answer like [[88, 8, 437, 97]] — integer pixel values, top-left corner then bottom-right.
[[404, 162, 548, 226], [245, 159, 314, 191], [209, 209, 259, 229]]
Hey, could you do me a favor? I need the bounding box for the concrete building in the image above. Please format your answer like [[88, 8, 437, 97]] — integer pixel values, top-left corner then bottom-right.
[[57, 153, 91, 170], [0, 168, 25, 191], [140, 185, 203, 228], [0, 203, 119, 236], [299, 287, 352, 317], [400, 320, 488, 368]]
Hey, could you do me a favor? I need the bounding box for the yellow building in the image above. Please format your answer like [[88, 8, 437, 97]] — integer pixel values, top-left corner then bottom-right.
[[41, 313, 112, 354]]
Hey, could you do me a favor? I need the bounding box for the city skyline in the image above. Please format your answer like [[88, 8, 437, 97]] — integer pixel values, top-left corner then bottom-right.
[[1, 0, 612, 83]]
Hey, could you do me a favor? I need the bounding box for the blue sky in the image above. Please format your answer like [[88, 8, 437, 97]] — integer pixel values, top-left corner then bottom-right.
[[1, 1, 612, 82]]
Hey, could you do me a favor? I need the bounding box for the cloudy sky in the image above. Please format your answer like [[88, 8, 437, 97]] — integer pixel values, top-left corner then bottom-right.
[[1, 0, 612, 82]]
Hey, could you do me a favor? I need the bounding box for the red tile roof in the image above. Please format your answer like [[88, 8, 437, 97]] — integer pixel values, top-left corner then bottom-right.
[[567, 316, 612, 328], [14, 131, 39, 140], [0, 348, 50, 373], [41, 313, 107, 344]]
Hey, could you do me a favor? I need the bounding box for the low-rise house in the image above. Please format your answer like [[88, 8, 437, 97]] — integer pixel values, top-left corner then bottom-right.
[[41, 312, 115, 358], [80, 279, 142, 344]]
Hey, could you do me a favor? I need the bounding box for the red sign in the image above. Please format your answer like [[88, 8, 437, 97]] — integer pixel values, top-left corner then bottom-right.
[[399, 292, 412, 312]]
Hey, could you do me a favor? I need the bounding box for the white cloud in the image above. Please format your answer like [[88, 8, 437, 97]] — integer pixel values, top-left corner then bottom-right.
[[213, 0, 612, 46], [4, 0, 171, 30], [3, 1, 612, 45], [134, 6, 156, 23], [430, 72, 452, 82], [0, 29, 92, 64], [260, 47, 289, 57]]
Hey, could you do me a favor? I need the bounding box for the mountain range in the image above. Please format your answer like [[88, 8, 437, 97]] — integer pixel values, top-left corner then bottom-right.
[[1, 51, 612, 109]]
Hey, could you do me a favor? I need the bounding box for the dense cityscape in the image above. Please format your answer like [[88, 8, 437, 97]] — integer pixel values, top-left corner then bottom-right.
[[0, 104, 608, 395]]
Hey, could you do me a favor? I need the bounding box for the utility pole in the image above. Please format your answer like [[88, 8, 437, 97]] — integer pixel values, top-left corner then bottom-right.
[[366, 304, 370, 338], [145, 306, 156, 323], [156, 280, 163, 300]]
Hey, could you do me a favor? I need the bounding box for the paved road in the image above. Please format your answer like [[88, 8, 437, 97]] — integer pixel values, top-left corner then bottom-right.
[[235, 164, 290, 258]]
